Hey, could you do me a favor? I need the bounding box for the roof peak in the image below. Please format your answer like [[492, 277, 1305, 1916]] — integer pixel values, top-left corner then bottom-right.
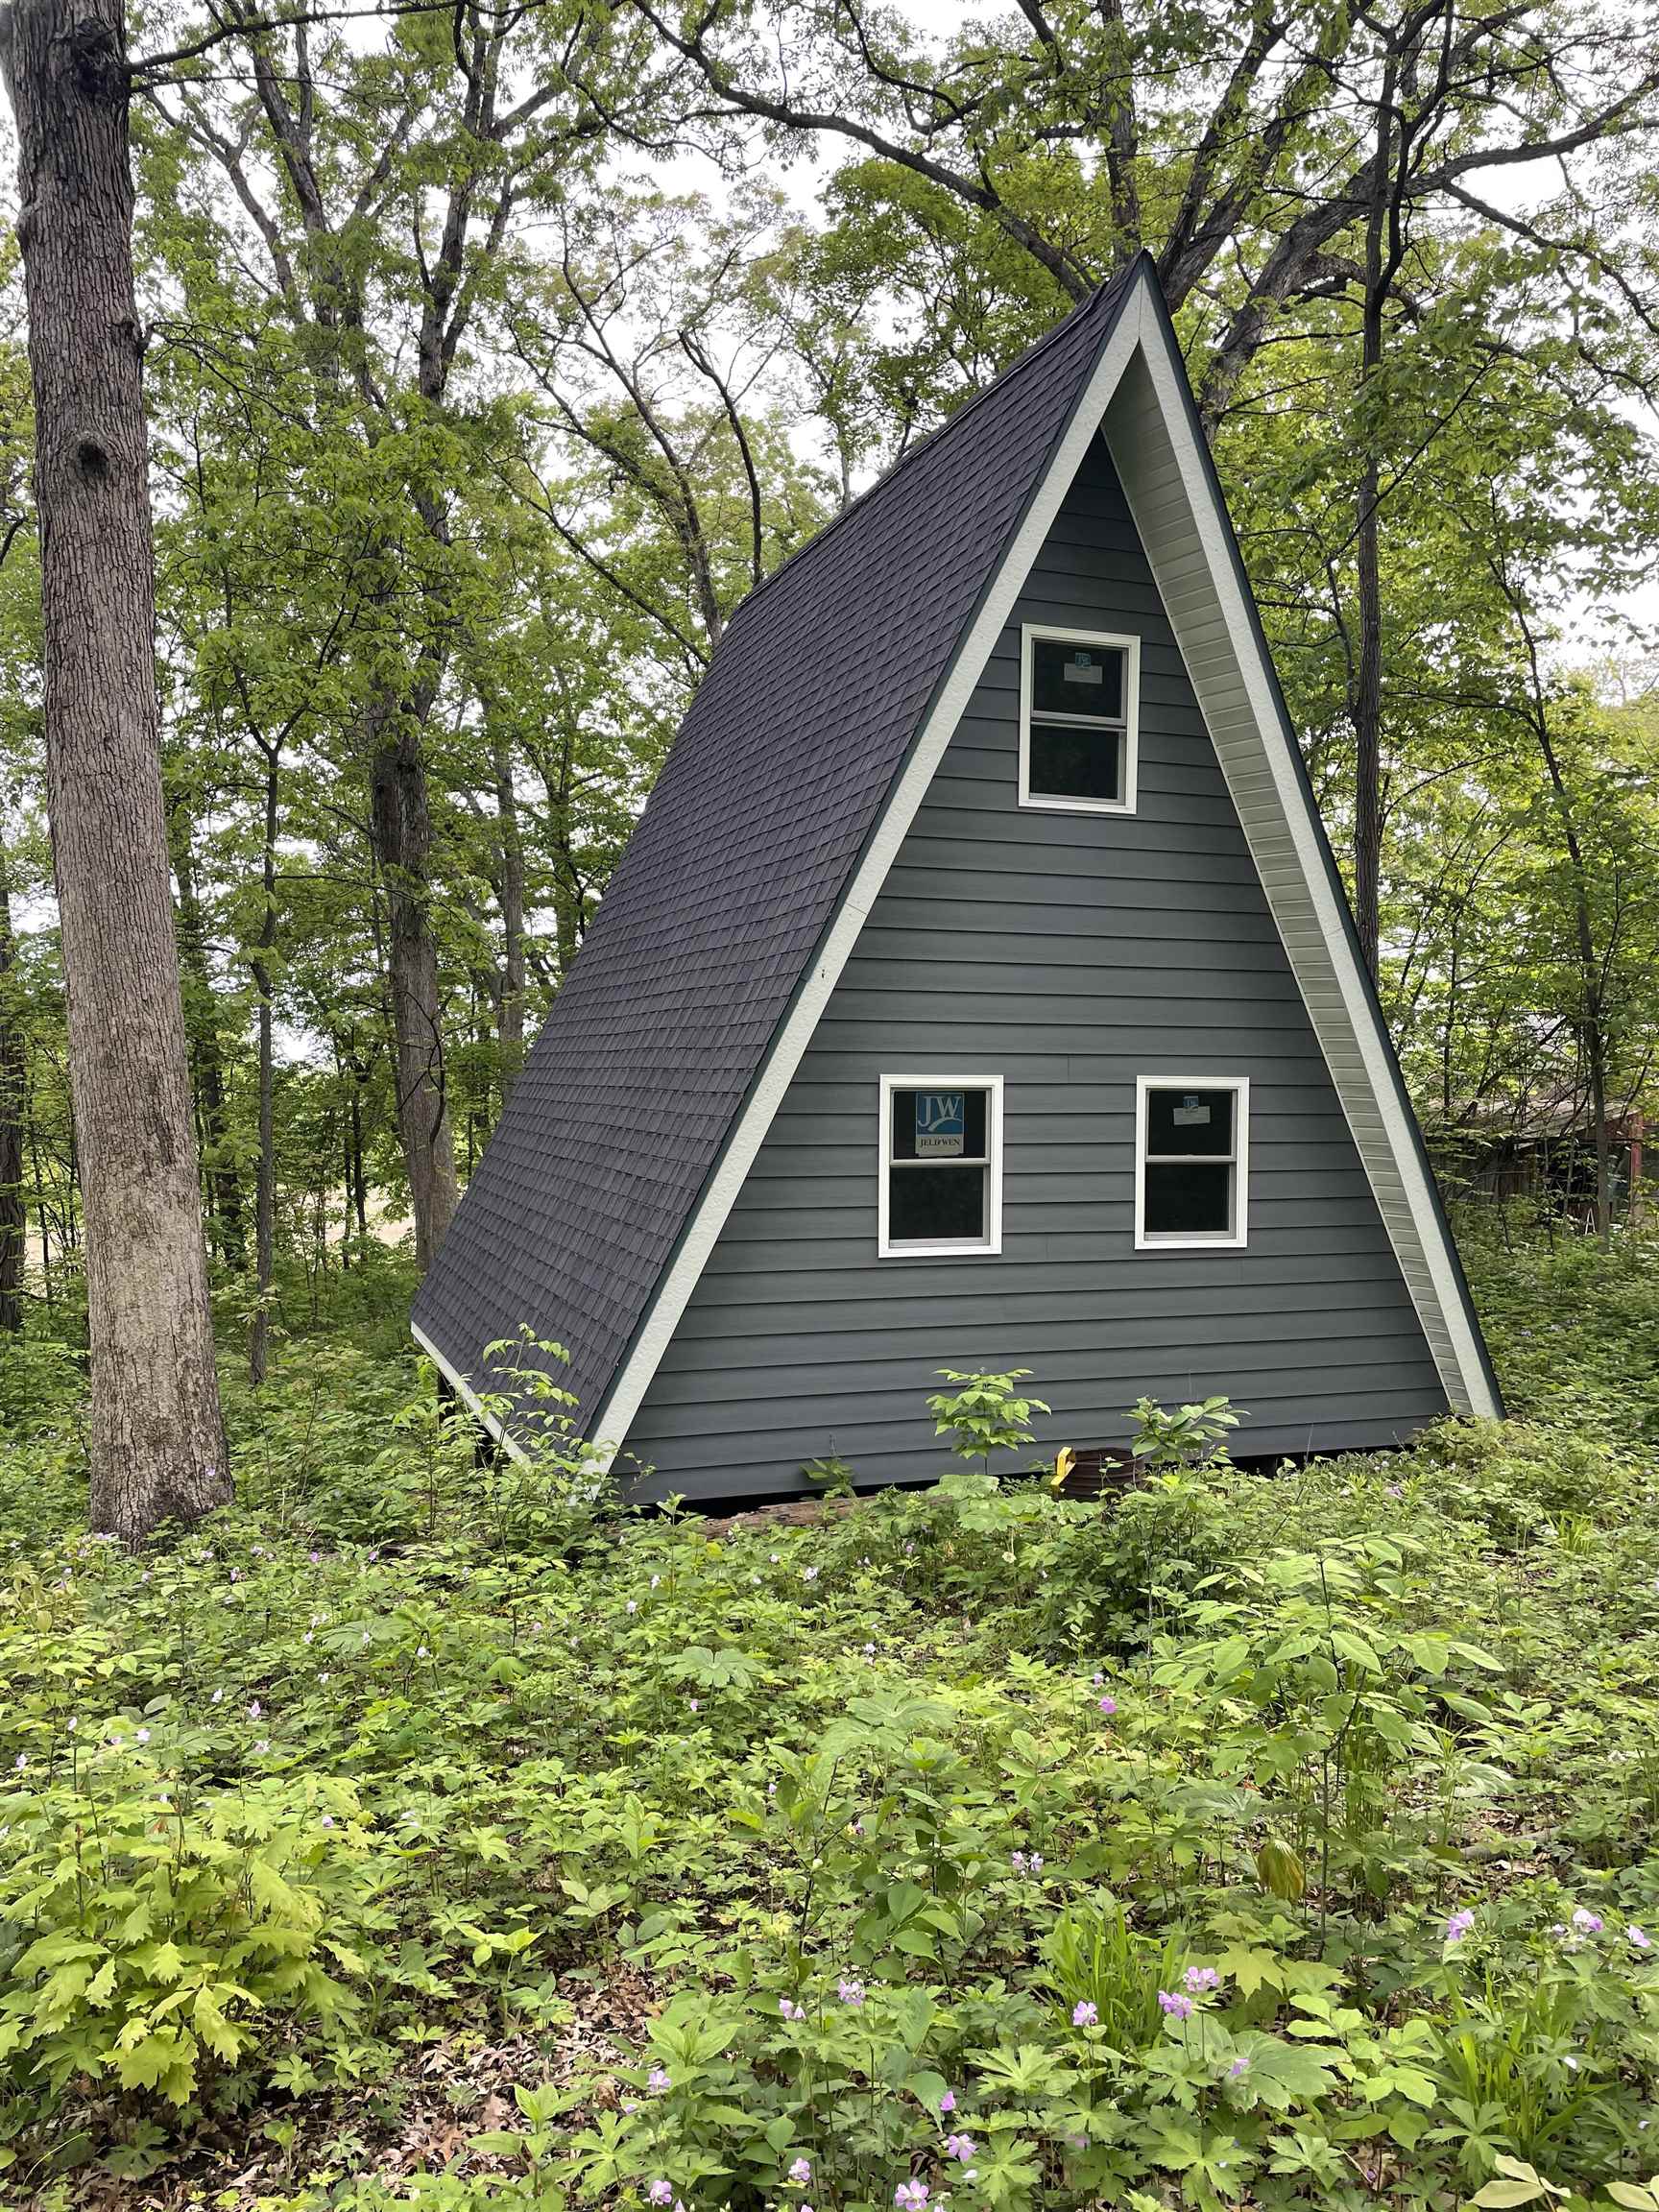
[[727, 260, 1145, 636]]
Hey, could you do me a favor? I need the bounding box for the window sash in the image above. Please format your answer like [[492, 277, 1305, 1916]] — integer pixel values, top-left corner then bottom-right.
[[1135, 1077, 1249, 1249], [1027, 708, 1128, 733], [878, 1075, 1003, 1258], [1019, 624, 1141, 814], [889, 1154, 991, 1169]]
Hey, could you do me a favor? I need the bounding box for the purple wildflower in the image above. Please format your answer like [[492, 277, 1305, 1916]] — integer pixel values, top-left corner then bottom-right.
[[1444, 1909, 1476, 1943], [1572, 1907, 1603, 1935], [788, 2157, 812, 2186], [838, 1978, 865, 2007], [938, 2089, 955, 2114], [945, 2135, 976, 2163], [1097, 1695, 1118, 1715], [647, 2068, 670, 2096], [1158, 1990, 1195, 2020], [1071, 2000, 1097, 2027], [894, 2184, 929, 2212], [1184, 1965, 1221, 1993], [648, 2184, 674, 2207], [780, 1998, 805, 2021], [1629, 1924, 1652, 1951]]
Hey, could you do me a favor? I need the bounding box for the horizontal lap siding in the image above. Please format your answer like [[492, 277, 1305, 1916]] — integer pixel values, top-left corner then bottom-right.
[[621, 436, 1448, 1501]]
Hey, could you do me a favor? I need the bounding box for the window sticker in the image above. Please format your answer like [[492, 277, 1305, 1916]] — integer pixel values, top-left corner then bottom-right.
[[914, 1092, 966, 1157], [1172, 1095, 1211, 1128], [1062, 652, 1104, 685]]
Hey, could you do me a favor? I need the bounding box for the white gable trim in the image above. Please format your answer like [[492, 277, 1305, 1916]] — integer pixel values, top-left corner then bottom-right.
[[1102, 330, 1499, 1418], [413, 1316, 531, 1461], [588, 289, 1150, 1465], [591, 265, 1497, 1463]]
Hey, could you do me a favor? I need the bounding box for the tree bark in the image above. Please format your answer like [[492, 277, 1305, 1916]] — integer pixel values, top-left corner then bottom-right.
[[168, 798, 246, 1268], [1499, 560, 1614, 1246], [0, 852, 25, 1334], [0, 0, 228, 1538], [371, 713, 456, 1270], [248, 741, 277, 1382], [1348, 50, 1400, 982], [493, 735, 525, 1101]]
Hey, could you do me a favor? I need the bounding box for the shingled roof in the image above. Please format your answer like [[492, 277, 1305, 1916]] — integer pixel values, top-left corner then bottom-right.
[[412, 264, 1142, 1431], [414, 254, 1503, 1452]]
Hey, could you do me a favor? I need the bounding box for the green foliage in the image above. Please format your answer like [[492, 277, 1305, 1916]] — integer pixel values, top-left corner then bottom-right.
[[926, 1367, 1051, 1475], [1128, 1393, 1240, 1475], [2, 1237, 1659, 2206]]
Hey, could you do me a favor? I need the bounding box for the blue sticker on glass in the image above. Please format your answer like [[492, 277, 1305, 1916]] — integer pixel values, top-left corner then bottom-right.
[[915, 1092, 965, 1157]]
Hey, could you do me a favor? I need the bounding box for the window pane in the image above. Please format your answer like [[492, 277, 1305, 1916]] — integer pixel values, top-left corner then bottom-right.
[[888, 1164, 988, 1244], [1031, 637, 1124, 721], [891, 1087, 988, 1162], [1146, 1087, 1234, 1158], [1143, 1161, 1233, 1237], [1028, 720, 1124, 804]]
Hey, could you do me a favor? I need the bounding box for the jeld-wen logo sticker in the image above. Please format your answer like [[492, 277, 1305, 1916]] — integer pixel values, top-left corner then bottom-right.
[[915, 1093, 966, 1157]]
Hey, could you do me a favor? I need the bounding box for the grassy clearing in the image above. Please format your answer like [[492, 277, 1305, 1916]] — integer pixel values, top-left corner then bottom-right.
[[0, 1231, 1656, 2210]]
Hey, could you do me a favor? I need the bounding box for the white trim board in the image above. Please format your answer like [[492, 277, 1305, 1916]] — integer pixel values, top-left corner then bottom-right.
[[878, 1071, 1005, 1259], [1103, 324, 1498, 1416], [412, 1316, 530, 1464], [1018, 622, 1141, 814], [585, 262, 1497, 1460], [587, 290, 1148, 1464], [1134, 1074, 1250, 1251]]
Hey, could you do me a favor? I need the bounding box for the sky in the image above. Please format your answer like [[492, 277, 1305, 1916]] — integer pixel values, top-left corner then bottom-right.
[[7, 0, 1656, 947]]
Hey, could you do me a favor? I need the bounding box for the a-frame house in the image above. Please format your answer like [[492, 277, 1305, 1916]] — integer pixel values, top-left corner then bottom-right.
[[413, 256, 1503, 1499]]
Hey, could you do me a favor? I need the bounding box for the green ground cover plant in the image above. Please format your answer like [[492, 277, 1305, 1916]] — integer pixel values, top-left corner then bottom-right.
[[0, 1227, 1656, 2209]]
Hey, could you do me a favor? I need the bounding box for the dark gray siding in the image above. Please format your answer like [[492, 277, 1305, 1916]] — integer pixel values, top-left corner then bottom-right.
[[620, 436, 1450, 1498]]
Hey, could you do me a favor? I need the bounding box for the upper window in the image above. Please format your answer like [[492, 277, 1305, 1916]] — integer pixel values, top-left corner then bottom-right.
[[1136, 1077, 1249, 1250], [878, 1075, 1003, 1258], [1019, 625, 1140, 813]]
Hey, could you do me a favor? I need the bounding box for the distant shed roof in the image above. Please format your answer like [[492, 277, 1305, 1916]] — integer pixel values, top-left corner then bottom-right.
[[412, 264, 1142, 1431]]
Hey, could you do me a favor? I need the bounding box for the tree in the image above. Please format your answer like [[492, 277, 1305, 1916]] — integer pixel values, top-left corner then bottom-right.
[[0, 842, 22, 1334], [0, 0, 228, 1538]]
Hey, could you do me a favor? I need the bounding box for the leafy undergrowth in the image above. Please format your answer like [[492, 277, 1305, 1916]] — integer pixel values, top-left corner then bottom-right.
[[0, 1234, 1656, 2210]]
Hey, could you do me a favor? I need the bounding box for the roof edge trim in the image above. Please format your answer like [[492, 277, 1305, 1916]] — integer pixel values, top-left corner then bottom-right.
[[1107, 314, 1502, 1419], [587, 271, 1153, 1467], [412, 1317, 532, 1465]]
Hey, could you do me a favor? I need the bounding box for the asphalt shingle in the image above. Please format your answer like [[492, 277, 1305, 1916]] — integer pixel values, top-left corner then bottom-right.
[[413, 266, 1141, 1440]]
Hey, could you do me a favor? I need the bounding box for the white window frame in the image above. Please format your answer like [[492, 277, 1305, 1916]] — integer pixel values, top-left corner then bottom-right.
[[878, 1072, 1004, 1259], [1018, 622, 1141, 815], [1135, 1075, 1249, 1251]]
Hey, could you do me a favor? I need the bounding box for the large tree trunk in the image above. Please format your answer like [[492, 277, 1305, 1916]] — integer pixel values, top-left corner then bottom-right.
[[371, 714, 456, 1271], [0, 0, 228, 1539], [0, 854, 24, 1334]]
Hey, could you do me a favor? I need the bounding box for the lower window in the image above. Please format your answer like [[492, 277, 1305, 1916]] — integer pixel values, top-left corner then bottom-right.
[[878, 1074, 1003, 1257], [1136, 1076, 1249, 1249]]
